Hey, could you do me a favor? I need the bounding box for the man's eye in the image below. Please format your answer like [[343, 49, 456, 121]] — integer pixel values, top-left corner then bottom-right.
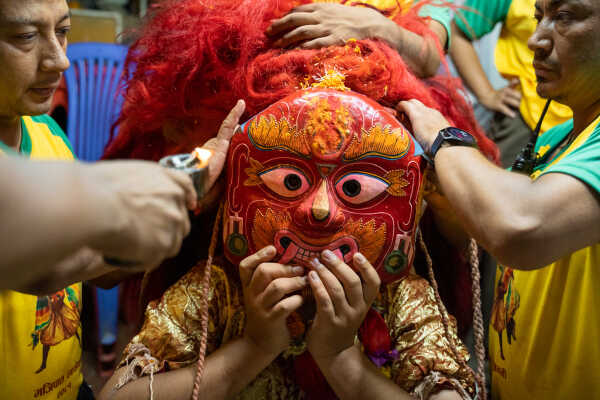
[[15, 32, 36, 41], [56, 26, 71, 36], [555, 11, 573, 23]]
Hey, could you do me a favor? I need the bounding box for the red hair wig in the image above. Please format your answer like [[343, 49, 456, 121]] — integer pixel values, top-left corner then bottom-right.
[[103, 0, 498, 163]]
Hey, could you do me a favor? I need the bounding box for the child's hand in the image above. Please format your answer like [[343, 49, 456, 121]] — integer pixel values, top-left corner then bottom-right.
[[306, 251, 380, 360], [239, 245, 307, 357]]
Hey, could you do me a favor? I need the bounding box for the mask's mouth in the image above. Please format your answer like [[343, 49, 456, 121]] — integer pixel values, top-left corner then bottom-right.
[[274, 230, 358, 267]]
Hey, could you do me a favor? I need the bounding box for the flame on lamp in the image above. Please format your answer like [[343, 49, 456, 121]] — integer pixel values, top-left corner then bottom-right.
[[191, 148, 212, 168]]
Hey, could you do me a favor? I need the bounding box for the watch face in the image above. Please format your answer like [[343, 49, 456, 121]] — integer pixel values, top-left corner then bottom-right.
[[442, 127, 476, 145]]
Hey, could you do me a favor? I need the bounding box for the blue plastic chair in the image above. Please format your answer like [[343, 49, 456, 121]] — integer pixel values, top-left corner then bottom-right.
[[64, 42, 128, 161], [63, 43, 128, 372]]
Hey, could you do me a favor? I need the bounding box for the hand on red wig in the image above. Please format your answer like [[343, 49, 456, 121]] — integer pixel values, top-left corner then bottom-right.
[[267, 3, 392, 49], [396, 99, 452, 154]]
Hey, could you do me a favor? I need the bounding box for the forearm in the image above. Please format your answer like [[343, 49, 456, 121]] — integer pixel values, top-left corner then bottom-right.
[[102, 336, 277, 400], [16, 248, 116, 295], [433, 147, 550, 268], [199, 335, 278, 398], [0, 159, 110, 289], [379, 20, 445, 78], [449, 23, 495, 101], [315, 344, 412, 400]]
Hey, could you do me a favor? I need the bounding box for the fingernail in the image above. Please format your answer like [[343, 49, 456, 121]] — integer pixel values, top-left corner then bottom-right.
[[292, 266, 304, 274], [310, 258, 323, 270], [354, 252, 367, 265], [322, 249, 335, 262], [309, 271, 320, 282]]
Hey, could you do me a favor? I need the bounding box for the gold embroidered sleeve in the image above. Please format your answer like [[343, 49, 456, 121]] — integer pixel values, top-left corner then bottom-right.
[[119, 264, 232, 373], [386, 275, 476, 398]]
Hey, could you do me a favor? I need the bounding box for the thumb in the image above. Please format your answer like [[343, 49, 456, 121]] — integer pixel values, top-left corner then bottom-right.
[[216, 99, 246, 142], [201, 100, 246, 189]]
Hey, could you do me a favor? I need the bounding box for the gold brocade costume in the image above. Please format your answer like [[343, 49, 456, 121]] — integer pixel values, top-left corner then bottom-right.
[[120, 264, 475, 399]]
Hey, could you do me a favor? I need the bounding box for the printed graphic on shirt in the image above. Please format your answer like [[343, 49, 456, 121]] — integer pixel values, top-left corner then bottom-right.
[[31, 287, 81, 373], [490, 265, 520, 362]]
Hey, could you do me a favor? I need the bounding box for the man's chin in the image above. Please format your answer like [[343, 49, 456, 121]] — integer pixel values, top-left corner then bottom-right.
[[535, 81, 562, 103], [19, 99, 53, 117]]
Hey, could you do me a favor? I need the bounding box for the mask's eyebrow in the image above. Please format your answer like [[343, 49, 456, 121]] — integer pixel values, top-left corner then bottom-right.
[[343, 125, 410, 162]]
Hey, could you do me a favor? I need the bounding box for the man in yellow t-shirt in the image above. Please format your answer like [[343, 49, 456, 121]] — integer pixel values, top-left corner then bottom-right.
[[0, 113, 87, 399], [0, 0, 228, 398], [451, 0, 573, 167], [397, 0, 600, 397], [0, 0, 87, 396]]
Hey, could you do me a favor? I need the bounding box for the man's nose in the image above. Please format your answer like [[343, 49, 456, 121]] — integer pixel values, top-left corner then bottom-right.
[[40, 36, 70, 73], [528, 18, 553, 57]]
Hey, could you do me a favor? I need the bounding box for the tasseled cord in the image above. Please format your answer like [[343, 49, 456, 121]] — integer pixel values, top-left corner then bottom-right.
[[417, 231, 487, 400], [192, 202, 224, 400]]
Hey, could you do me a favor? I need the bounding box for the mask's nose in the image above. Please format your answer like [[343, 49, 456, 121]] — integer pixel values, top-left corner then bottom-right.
[[293, 179, 345, 233], [311, 180, 330, 221]]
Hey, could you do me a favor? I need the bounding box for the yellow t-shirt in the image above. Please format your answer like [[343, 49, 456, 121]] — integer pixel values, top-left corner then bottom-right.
[[456, 0, 572, 132], [489, 115, 600, 399], [0, 115, 83, 400]]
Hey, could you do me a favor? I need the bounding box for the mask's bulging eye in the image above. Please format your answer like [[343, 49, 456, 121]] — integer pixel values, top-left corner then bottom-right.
[[342, 179, 361, 197], [259, 166, 311, 198], [335, 172, 389, 204], [284, 174, 302, 191]]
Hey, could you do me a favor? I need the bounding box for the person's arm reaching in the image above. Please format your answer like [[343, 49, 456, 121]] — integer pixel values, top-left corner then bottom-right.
[[267, 3, 448, 78], [0, 157, 194, 291], [450, 21, 521, 118], [0, 101, 245, 292], [397, 99, 600, 270], [16, 248, 115, 295]]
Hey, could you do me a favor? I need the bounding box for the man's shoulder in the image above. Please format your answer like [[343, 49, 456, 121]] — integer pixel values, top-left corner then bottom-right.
[[454, 0, 513, 40], [25, 114, 67, 139], [22, 114, 74, 157]]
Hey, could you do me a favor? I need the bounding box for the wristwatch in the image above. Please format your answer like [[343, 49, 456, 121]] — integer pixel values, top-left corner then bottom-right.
[[428, 127, 478, 165]]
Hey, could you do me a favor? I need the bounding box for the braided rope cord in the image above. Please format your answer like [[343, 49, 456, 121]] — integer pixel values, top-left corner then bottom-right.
[[192, 202, 224, 400], [417, 231, 486, 399], [468, 239, 488, 400]]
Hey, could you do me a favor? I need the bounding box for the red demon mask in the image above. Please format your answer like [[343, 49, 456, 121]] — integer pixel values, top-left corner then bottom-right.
[[223, 88, 425, 283]]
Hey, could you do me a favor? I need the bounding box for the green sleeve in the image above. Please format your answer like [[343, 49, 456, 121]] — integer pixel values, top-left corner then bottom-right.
[[31, 114, 75, 154], [540, 122, 600, 196], [454, 0, 512, 40], [416, 0, 453, 49]]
